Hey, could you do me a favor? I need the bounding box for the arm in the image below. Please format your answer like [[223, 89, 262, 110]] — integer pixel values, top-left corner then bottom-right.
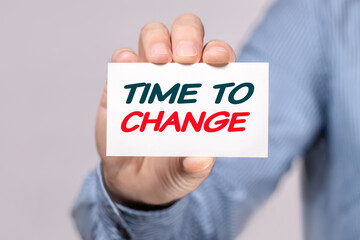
[[73, 0, 327, 238], [72, 168, 129, 239]]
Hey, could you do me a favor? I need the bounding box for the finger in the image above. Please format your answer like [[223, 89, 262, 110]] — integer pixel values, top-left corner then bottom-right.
[[101, 48, 139, 108], [202, 40, 236, 65], [171, 13, 204, 64], [155, 157, 214, 204], [100, 49, 139, 109], [167, 157, 215, 198], [182, 157, 215, 174], [138, 22, 172, 63], [96, 49, 139, 159], [111, 48, 139, 63]]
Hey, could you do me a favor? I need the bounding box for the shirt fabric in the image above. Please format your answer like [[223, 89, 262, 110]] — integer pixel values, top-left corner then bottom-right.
[[72, 0, 360, 239]]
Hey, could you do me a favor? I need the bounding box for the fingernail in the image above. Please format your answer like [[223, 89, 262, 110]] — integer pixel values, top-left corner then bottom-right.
[[151, 43, 170, 57], [176, 41, 198, 57]]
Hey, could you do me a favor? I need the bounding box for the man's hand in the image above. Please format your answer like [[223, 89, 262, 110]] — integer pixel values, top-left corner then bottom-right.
[[96, 13, 236, 208]]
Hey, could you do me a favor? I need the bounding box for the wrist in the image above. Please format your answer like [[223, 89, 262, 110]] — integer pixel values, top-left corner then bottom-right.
[[101, 167, 176, 211]]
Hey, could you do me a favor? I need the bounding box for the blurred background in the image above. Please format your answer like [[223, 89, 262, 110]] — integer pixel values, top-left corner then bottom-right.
[[0, 0, 303, 239]]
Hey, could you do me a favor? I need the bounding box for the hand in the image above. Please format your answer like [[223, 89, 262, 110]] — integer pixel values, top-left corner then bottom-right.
[[96, 13, 236, 208]]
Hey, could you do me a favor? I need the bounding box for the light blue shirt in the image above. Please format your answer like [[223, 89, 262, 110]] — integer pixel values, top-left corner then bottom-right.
[[72, 0, 360, 239]]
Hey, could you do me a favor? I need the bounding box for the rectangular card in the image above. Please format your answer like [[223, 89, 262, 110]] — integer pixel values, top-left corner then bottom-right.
[[107, 63, 268, 157]]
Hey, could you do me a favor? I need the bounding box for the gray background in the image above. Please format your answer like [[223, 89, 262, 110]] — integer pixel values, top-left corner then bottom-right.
[[0, 0, 303, 239]]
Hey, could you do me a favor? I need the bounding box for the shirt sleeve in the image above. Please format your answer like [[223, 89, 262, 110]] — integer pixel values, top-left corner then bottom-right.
[[72, 0, 327, 239]]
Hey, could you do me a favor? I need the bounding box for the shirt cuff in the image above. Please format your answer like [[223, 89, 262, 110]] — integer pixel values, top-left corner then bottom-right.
[[96, 162, 189, 238]]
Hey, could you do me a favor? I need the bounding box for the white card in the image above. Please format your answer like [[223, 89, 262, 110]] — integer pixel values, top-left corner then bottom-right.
[[107, 63, 268, 157]]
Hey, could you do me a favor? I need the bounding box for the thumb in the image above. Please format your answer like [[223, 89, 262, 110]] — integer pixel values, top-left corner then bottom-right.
[[182, 157, 215, 174], [176, 157, 215, 189], [160, 157, 215, 204]]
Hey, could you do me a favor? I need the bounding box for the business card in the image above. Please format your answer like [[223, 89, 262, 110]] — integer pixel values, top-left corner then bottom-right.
[[107, 62, 268, 157]]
